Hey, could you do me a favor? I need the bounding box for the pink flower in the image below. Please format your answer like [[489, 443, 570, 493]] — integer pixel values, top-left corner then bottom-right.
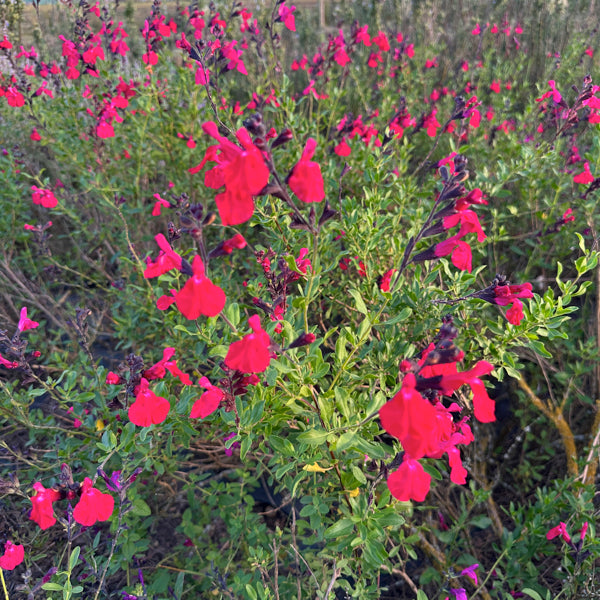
[[387, 457, 431, 502], [278, 3, 296, 32], [0, 541, 25, 570], [31, 186, 57, 208], [174, 255, 226, 319], [128, 378, 170, 426], [574, 162, 594, 184], [73, 477, 114, 526], [547, 522, 571, 543], [18, 307, 39, 332], [287, 138, 325, 203], [190, 376, 225, 419], [30, 482, 61, 530], [460, 564, 479, 585], [225, 315, 271, 373]]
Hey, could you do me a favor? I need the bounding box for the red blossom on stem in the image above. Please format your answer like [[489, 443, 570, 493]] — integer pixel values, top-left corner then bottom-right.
[[31, 186, 57, 208], [573, 162, 594, 184], [190, 376, 225, 419], [0, 541, 25, 570], [143, 234, 183, 278], [18, 307, 39, 332], [387, 457, 431, 502], [225, 315, 271, 373], [287, 138, 325, 203], [190, 121, 270, 225], [174, 255, 226, 319], [547, 522, 571, 543], [30, 482, 61, 530], [128, 377, 170, 426], [73, 477, 114, 526]]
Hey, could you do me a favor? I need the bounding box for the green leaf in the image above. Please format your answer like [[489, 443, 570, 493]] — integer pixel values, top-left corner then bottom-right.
[[349, 289, 368, 315], [131, 497, 152, 517], [528, 340, 552, 358], [381, 307, 412, 326], [324, 518, 355, 538], [335, 431, 357, 452], [69, 546, 81, 571], [269, 435, 295, 456], [416, 591, 430, 600], [42, 583, 64, 591], [297, 429, 330, 445], [521, 589, 544, 600], [469, 515, 492, 529], [351, 465, 367, 485]]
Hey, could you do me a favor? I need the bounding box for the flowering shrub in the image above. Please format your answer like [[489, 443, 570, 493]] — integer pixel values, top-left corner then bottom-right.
[[1, 1, 600, 599]]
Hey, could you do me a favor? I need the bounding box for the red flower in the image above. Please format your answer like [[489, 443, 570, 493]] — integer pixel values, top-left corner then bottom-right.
[[144, 234, 183, 278], [546, 522, 571, 543], [73, 477, 114, 526], [96, 120, 114, 138], [31, 186, 57, 208], [174, 255, 226, 319], [387, 457, 431, 502], [18, 306, 39, 332], [278, 3, 296, 31], [0, 541, 24, 571], [434, 237, 472, 272], [30, 482, 61, 530], [436, 361, 495, 423], [505, 299, 524, 325], [574, 162, 594, 184], [105, 371, 124, 384], [143, 347, 192, 385], [31, 128, 41, 141], [128, 377, 170, 426], [492, 282, 533, 306], [536, 80, 562, 104], [225, 315, 271, 373], [191, 121, 270, 226], [190, 376, 225, 418], [379, 373, 438, 459], [287, 138, 325, 203], [490, 80, 501, 94]]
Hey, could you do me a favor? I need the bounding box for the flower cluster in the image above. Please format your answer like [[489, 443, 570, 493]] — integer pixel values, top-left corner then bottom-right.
[[412, 155, 487, 273], [29, 476, 113, 530], [380, 317, 495, 501], [473, 275, 534, 325]]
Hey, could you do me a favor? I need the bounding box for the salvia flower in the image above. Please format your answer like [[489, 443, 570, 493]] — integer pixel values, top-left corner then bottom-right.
[[573, 162, 594, 184], [174, 255, 226, 319], [143, 234, 183, 278], [17, 307, 39, 332], [547, 522, 571, 543], [0, 540, 25, 570], [73, 477, 114, 526], [287, 138, 325, 203], [30, 482, 61, 530], [191, 121, 270, 226], [190, 376, 225, 419], [386, 456, 431, 502], [31, 186, 57, 208], [128, 377, 170, 426], [225, 315, 271, 373]]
